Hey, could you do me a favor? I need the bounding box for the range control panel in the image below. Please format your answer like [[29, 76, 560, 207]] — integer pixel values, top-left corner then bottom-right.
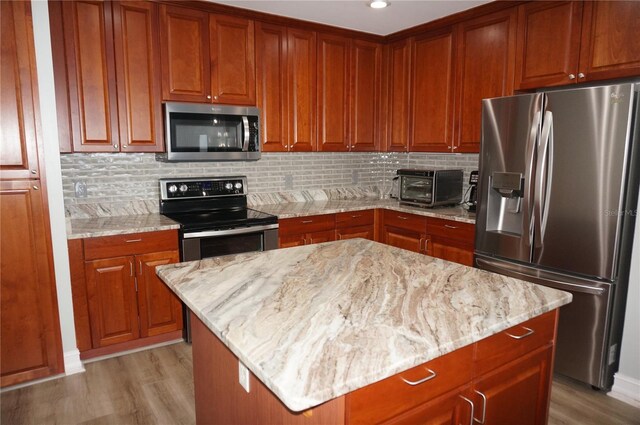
[[160, 177, 247, 200]]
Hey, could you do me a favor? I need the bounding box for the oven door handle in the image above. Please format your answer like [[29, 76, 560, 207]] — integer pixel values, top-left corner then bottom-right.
[[183, 223, 279, 239], [242, 116, 250, 151]]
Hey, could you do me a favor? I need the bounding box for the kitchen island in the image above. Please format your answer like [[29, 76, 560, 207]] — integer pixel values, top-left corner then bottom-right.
[[156, 239, 571, 424]]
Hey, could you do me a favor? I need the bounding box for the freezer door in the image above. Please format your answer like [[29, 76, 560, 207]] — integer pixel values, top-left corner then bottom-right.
[[476, 255, 613, 389], [533, 84, 635, 280], [476, 93, 544, 263]]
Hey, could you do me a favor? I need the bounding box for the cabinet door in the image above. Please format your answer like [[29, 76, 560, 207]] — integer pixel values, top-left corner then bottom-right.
[[578, 1, 640, 82], [136, 251, 183, 338], [159, 5, 210, 102], [386, 39, 411, 152], [307, 230, 336, 245], [473, 346, 553, 425], [256, 22, 288, 152], [210, 14, 256, 105], [62, 0, 119, 152], [317, 33, 350, 152], [454, 8, 516, 153], [430, 239, 474, 267], [336, 225, 374, 241], [410, 29, 456, 153], [85, 256, 140, 347], [350, 40, 382, 152], [0, 181, 63, 387], [288, 28, 316, 152], [515, 1, 583, 89], [383, 226, 425, 254], [384, 386, 473, 425], [1, 1, 40, 179], [113, 1, 163, 152], [279, 233, 306, 248]]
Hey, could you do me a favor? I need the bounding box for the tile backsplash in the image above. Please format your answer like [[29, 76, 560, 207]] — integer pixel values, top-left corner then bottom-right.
[[60, 152, 478, 216]]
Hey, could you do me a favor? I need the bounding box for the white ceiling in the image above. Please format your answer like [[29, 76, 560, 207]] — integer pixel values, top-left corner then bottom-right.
[[211, 1, 491, 36]]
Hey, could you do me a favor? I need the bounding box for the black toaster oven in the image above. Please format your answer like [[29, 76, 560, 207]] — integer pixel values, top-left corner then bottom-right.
[[397, 169, 463, 207]]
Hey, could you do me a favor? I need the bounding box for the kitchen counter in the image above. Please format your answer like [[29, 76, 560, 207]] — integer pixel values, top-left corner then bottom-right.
[[255, 199, 476, 224], [156, 238, 571, 412], [66, 213, 180, 239]]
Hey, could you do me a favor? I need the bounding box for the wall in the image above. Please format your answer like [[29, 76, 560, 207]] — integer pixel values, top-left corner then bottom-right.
[[59, 152, 480, 215]]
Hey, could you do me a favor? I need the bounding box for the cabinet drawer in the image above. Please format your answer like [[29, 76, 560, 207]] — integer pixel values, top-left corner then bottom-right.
[[278, 214, 335, 236], [335, 209, 374, 228], [346, 344, 474, 425], [383, 210, 428, 231], [83, 230, 178, 260], [426, 218, 474, 245], [336, 210, 373, 229], [475, 310, 557, 376]]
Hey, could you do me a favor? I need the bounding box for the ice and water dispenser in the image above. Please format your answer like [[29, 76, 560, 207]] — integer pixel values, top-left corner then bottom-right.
[[485, 172, 525, 235]]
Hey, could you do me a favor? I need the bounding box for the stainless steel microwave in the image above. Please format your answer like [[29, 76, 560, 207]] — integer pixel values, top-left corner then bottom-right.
[[397, 169, 463, 207], [164, 102, 260, 161]]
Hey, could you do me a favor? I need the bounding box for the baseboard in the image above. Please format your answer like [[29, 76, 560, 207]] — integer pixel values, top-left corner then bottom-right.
[[81, 338, 184, 364], [609, 373, 640, 408], [64, 349, 85, 376]]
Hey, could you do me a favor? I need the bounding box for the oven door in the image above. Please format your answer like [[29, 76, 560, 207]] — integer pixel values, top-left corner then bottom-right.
[[181, 224, 279, 262], [400, 176, 434, 205]]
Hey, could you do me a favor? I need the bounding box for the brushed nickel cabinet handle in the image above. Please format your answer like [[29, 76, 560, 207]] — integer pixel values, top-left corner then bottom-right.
[[302, 220, 313, 224], [351, 214, 362, 218], [568, 73, 576, 80], [397, 216, 408, 220], [444, 224, 458, 229], [337, 234, 342, 240], [578, 72, 585, 79], [113, 144, 118, 149], [473, 390, 487, 424], [401, 368, 437, 386], [505, 326, 534, 339], [419, 237, 425, 252], [206, 95, 212, 99], [30, 169, 37, 174], [33, 185, 39, 190], [139, 260, 143, 276], [303, 238, 307, 245], [129, 261, 134, 277], [123, 144, 127, 149], [459, 395, 475, 425], [125, 239, 142, 243]]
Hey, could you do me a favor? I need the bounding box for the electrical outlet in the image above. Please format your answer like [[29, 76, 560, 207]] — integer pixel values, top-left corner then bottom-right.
[[238, 361, 250, 393], [74, 181, 87, 198]]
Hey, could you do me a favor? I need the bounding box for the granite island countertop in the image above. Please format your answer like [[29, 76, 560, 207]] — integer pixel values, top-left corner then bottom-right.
[[156, 239, 571, 412]]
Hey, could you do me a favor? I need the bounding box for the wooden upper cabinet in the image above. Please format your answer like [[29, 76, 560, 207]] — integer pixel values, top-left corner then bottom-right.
[[113, 1, 164, 152], [410, 29, 456, 153], [578, 1, 640, 82], [288, 28, 317, 152], [515, 2, 583, 90], [0, 181, 63, 387], [1, 1, 41, 179], [256, 22, 289, 152], [317, 33, 351, 152], [210, 14, 256, 105], [386, 39, 412, 152], [454, 8, 516, 153], [160, 5, 210, 102], [351, 40, 382, 152], [62, 0, 119, 152]]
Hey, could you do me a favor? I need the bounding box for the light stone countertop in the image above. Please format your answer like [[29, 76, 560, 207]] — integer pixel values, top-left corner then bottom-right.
[[255, 198, 476, 223], [66, 213, 180, 240], [156, 239, 571, 412]]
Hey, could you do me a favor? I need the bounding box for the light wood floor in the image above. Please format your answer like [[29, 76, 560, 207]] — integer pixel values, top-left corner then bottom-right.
[[1, 342, 638, 424]]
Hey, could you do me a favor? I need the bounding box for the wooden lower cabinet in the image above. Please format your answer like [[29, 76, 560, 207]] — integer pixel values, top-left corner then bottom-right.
[[381, 210, 429, 255], [191, 310, 558, 424], [0, 182, 63, 387], [278, 214, 336, 248], [336, 210, 375, 241], [69, 230, 183, 359]]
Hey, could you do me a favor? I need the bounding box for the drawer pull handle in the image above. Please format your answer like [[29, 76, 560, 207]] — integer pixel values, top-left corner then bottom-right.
[[473, 390, 487, 424], [302, 220, 313, 224], [125, 239, 142, 243], [444, 224, 458, 229], [459, 395, 475, 425], [401, 368, 437, 386], [397, 216, 408, 220], [505, 326, 534, 340], [351, 214, 362, 218]]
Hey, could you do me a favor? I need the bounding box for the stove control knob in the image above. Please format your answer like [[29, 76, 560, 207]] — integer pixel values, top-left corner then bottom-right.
[[179, 184, 188, 193], [234, 182, 243, 190], [168, 184, 178, 193], [225, 182, 233, 190]]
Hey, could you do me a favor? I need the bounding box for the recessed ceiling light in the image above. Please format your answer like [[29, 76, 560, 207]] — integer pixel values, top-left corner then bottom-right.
[[369, 0, 389, 9]]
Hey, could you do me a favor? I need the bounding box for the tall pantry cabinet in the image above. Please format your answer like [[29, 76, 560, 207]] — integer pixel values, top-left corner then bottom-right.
[[0, 1, 64, 387]]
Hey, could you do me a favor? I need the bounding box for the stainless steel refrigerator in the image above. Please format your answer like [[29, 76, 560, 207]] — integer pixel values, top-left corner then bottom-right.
[[475, 83, 640, 390]]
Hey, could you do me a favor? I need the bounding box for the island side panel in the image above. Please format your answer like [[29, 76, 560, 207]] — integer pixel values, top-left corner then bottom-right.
[[190, 312, 346, 425]]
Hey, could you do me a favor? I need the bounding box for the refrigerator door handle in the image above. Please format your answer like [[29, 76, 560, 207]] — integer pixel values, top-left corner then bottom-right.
[[475, 257, 606, 295], [534, 110, 553, 248], [524, 110, 542, 249]]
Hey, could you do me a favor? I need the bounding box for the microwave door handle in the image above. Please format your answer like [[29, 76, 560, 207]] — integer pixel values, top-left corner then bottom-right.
[[242, 116, 250, 151]]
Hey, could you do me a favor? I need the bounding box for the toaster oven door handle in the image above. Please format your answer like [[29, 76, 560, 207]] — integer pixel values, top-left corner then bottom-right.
[[242, 116, 250, 151]]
